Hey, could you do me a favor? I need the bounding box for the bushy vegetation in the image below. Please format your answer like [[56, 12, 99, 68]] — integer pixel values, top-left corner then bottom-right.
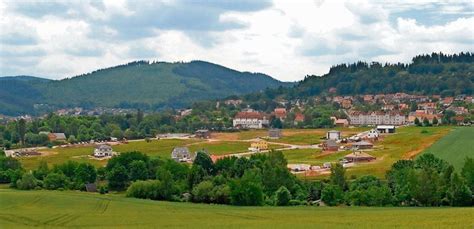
[[2, 146, 472, 207]]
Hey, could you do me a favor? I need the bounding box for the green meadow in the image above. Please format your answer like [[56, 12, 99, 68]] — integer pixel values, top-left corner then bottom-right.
[[0, 189, 472, 228], [421, 127, 474, 171]]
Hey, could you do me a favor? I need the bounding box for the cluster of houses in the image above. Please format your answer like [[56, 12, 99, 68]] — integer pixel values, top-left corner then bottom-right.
[[229, 92, 471, 129]]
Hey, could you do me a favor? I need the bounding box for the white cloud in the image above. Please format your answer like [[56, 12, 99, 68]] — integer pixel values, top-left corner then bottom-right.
[[0, 0, 473, 81]]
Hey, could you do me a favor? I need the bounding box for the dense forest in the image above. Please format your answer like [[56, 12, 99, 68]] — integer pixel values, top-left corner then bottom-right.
[[1, 150, 472, 207], [253, 52, 473, 101], [0, 61, 291, 116]]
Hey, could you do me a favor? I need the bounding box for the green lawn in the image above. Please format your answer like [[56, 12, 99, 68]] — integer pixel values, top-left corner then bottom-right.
[[421, 127, 474, 171], [340, 126, 452, 178], [19, 139, 200, 170], [0, 190, 472, 228], [188, 141, 251, 155]]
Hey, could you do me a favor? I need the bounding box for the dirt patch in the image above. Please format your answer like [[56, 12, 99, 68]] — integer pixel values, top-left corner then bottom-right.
[[36, 151, 58, 157], [402, 129, 451, 159]]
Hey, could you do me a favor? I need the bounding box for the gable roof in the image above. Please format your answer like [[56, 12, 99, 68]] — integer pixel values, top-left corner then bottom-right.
[[234, 111, 264, 119], [172, 147, 191, 157], [51, 133, 66, 139]]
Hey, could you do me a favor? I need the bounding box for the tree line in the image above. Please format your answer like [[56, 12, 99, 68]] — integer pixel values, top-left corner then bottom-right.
[[1, 149, 472, 207]]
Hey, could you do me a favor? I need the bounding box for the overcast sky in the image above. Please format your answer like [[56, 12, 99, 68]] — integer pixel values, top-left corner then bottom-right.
[[1, 0, 473, 81]]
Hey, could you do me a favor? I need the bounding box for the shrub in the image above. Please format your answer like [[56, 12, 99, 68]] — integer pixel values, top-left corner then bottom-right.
[[126, 180, 161, 200], [210, 184, 231, 204], [16, 173, 38, 190], [289, 199, 305, 206], [192, 181, 214, 203], [44, 173, 68, 190], [99, 185, 108, 194], [275, 186, 292, 206], [321, 184, 344, 206], [230, 170, 264, 206]]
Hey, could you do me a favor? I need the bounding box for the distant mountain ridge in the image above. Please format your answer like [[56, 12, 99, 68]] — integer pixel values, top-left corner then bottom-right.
[[0, 61, 292, 116]]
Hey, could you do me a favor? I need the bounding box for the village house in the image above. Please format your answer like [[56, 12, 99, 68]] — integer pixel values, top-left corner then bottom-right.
[[351, 141, 373, 150], [334, 119, 349, 127], [322, 140, 339, 151], [447, 106, 468, 115], [408, 112, 442, 124], [441, 97, 454, 107], [179, 109, 193, 117], [376, 125, 396, 133], [382, 104, 396, 111], [341, 99, 352, 109], [348, 111, 406, 125], [48, 133, 66, 142], [326, 130, 341, 141], [93, 144, 115, 158], [366, 129, 379, 139], [224, 99, 243, 106], [294, 113, 305, 124], [363, 94, 374, 103], [273, 108, 287, 120], [344, 152, 376, 163], [398, 103, 409, 110], [195, 129, 211, 139], [268, 128, 282, 139], [171, 147, 193, 162], [233, 111, 269, 129]]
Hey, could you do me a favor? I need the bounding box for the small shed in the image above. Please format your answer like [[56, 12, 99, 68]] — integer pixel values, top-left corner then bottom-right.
[[85, 183, 97, 192], [195, 129, 211, 139], [268, 128, 282, 139], [322, 140, 339, 151], [335, 119, 349, 127], [326, 130, 341, 141], [344, 152, 376, 163], [351, 141, 373, 150], [377, 125, 395, 133]]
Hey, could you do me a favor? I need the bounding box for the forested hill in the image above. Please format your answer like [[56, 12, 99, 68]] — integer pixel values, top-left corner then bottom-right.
[[290, 52, 473, 98], [0, 61, 292, 116]]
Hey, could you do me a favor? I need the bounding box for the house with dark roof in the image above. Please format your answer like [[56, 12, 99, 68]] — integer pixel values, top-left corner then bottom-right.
[[322, 140, 339, 151], [268, 128, 282, 139], [344, 152, 376, 162], [351, 141, 373, 150], [94, 144, 115, 157], [195, 129, 211, 139]]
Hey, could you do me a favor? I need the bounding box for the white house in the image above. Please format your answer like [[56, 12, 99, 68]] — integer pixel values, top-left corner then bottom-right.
[[367, 129, 379, 138], [94, 144, 115, 158], [171, 147, 193, 162], [376, 125, 396, 133]]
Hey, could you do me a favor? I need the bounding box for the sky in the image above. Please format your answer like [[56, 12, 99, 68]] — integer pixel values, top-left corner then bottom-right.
[[0, 0, 473, 81]]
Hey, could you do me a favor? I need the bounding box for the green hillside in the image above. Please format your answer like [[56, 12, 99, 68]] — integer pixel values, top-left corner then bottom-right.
[[1, 190, 472, 228], [0, 61, 291, 115]]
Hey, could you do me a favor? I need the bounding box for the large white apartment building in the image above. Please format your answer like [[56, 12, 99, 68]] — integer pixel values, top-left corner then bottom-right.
[[348, 111, 406, 125]]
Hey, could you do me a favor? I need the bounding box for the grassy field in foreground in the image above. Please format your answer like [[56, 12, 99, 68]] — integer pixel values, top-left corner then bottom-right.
[[0, 190, 473, 228], [421, 127, 474, 171]]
